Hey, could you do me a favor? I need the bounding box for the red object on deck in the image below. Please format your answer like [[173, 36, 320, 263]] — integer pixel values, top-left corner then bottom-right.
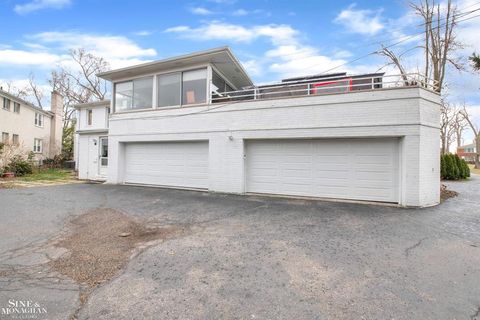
[[310, 78, 353, 95]]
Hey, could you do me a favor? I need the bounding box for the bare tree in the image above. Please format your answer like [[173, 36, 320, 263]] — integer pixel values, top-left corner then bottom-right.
[[50, 48, 109, 130], [1, 81, 30, 101], [440, 100, 457, 154], [377, 0, 463, 93], [27, 73, 44, 108], [453, 109, 468, 148], [460, 105, 480, 169]]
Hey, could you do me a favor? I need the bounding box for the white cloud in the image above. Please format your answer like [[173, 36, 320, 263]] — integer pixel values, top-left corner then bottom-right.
[[241, 59, 263, 77], [0, 31, 157, 70], [189, 7, 214, 15], [14, 0, 71, 15], [0, 49, 62, 66], [232, 9, 263, 16], [30, 31, 157, 59], [207, 0, 236, 3], [334, 4, 384, 36], [165, 21, 375, 80], [165, 22, 297, 45], [232, 9, 248, 16], [132, 30, 153, 36]]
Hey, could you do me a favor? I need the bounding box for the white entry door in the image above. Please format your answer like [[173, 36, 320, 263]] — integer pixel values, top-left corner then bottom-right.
[[246, 138, 400, 203], [124, 141, 209, 189], [98, 136, 108, 177]]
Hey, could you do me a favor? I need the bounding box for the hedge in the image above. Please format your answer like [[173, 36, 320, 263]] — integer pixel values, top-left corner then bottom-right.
[[441, 153, 470, 180]]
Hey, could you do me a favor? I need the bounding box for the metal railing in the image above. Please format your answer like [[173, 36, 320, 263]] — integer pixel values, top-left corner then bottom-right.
[[211, 73, 439, 104]]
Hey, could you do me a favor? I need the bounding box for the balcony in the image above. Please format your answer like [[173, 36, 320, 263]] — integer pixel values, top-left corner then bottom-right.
[[211, 73, 439, 104]]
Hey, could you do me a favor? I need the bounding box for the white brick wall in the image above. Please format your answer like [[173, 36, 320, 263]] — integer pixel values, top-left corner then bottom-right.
[[107, 87, 441, 207]]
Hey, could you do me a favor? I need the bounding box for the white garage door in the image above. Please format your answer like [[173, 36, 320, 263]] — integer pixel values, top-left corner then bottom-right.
[[246, 139, 399, 203], [124, 141, 209, 189]]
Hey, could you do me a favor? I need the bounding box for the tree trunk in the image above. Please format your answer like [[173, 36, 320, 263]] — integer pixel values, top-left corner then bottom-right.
[[475, 136, 480, 169]]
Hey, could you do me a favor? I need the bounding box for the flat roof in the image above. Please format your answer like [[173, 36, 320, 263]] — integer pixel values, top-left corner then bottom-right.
[[97, 46, 253, 89], [74, 100, 111, 110]]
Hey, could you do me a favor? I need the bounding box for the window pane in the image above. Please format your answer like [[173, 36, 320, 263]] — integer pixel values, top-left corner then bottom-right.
[[212, 71, 226, 93], [133, 77, 153, 109], [158, 73, 181, 107], [115, 81, 133, 111], [101, 138, 108, 157], [182, 69, 206, 105]]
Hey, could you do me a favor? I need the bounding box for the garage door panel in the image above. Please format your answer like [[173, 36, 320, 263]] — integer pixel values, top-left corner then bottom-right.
[[246, 139, 399, 203], [124, 141, 208, 189]]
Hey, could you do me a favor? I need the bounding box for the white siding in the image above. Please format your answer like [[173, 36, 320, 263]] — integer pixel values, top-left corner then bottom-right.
[[106, 87, 441, 207]]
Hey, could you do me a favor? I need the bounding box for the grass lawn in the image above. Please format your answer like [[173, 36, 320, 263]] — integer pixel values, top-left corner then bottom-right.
[[17, 168, 73, 182], [468, 164, 480, 175]]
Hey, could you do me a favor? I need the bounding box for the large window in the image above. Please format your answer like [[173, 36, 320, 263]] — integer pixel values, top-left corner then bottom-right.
[[182, 69, 207, 105], [114, 76, 153, 112], [212, 70, 234, 99], [12, 134, 19, 145], [157, 73, 181, 107], [156, 68, 207, 108]]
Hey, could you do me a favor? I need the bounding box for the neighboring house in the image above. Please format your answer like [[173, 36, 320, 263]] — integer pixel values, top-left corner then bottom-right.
[[0, 89, 63, 162], [457, 143, 477, 163], [74, 101, 110, 180], [77, 46, 441, 207]]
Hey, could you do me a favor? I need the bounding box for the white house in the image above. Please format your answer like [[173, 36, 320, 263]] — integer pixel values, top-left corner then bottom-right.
[[0, 89, 63, 162], [77, 47, 441, 207], [74, 100, 110, 180]]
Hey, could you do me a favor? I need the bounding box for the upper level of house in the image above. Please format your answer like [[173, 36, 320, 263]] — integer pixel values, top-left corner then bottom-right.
[[457, 143, 477, 154], [75, 100, 110, 133], [97, 47, 439, 116], [0, 89, 63, 159]]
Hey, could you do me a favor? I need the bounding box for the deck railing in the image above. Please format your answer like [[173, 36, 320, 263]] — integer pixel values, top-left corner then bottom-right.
[[211, 73, 439, 104]]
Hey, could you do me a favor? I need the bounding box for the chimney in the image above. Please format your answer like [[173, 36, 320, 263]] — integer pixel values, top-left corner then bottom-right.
[[49, 91, 64, 157]]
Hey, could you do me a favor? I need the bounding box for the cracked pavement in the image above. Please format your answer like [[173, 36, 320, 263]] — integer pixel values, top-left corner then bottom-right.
[[1, 176, 480, 319]]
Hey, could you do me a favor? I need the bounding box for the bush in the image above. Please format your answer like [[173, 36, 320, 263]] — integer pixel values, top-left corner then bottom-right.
[[6, 155, 33, 176], [440, 153, 470, 180]]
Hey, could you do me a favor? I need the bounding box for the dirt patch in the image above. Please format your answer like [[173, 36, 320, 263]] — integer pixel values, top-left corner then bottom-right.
[[441, 184, 458, 201], [48, 208, 186, 318]]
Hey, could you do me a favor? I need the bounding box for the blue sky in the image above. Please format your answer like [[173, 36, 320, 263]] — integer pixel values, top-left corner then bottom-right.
[[1, 0, 480, 135]]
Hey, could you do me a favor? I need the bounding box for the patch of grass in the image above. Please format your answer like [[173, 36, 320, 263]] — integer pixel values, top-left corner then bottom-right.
[[17, 168, 73, 182], [468, 164, 480, 175]]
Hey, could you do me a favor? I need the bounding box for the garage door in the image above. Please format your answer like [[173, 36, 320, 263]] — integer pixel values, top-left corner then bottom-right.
[[246, 139, 399, 203], [124, 141, 209, 189]]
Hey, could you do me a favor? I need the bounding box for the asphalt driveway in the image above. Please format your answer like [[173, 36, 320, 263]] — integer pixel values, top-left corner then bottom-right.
[[1, 177, 480, 320]]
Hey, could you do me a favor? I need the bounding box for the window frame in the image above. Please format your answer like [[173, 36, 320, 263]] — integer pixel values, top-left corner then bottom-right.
[[155, 67, 210, 109], [13, 102, 20, 113], [12, 134, 19, 145], [3, 98, 10, 111], [157, 72, 182, 108], [113, 76, 154, 113], [1, 132, 9, 144], [35, 113, 44, 127], [33, 138, 43, 153], [87, 109, 93, 126], [113, 64, 219, 113]]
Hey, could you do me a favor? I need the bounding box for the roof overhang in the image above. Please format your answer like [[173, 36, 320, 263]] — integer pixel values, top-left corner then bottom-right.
[[74, 100, 111, 110], [97, 46, 253, 89]]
